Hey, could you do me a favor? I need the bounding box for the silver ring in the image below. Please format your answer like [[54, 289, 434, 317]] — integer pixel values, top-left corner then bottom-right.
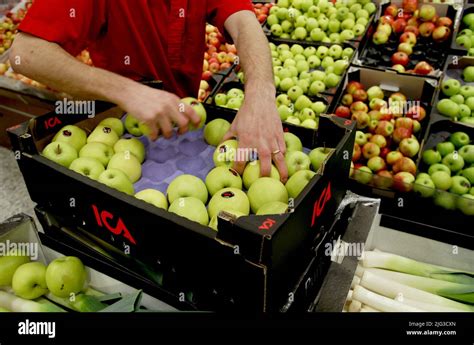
[[272, 149, 281, 156]]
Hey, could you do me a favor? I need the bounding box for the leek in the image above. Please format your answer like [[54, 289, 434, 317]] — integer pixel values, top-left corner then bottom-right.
[[353, 285, 424, 312], [366, 268, 474, 304], [395, 296, 468, 313], [0, 291, 64, 312], [349, 300, 362, 312], [360, 271, 474, 312], [355, 265, 364, 278], [362, 251, 474, 285], [351, 276, 360, 290], [45, 293, 106, 312], [360, 305, 380, 312]]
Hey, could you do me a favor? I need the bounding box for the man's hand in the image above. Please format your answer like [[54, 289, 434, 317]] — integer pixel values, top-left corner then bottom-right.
[[224, 11, 288, 183], [223, 91, 288, 183], [119, 84, 201, 141]]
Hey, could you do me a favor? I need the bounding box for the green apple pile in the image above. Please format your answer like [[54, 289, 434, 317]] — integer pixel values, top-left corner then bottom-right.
[[0, 254, 87, 302], [415, 131, 474, 215], [267, 0, 375, 43], [455, 12, 474, 56], [42, 97, 208, 197], [148, 122, 333, 231], [437, 67, 474, 126]]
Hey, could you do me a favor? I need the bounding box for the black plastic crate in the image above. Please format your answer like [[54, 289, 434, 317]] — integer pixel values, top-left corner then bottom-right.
[[450, 3, 474, 56], [7, 103, 355, 312], [355, 1, 460, 79]]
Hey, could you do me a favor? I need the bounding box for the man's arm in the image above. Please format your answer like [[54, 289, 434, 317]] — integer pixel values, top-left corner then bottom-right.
[[223, 11, 288, 183], [9, 33, 199, 139]]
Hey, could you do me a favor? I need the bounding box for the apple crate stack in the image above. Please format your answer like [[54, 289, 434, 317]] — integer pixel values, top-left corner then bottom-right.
[[355, 1, 460, 79], [8, 101, 356, 311], [451, 3, 474, 56]]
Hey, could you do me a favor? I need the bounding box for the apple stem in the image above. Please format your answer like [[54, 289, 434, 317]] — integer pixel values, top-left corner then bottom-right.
[[55, 144, 62, 155]]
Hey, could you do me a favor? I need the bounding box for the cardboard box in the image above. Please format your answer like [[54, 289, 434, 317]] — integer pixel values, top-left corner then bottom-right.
[[7, 103, 355, 311]]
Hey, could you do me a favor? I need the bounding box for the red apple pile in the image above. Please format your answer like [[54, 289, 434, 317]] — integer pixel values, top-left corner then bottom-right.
[[253, 3, 274, 24], [372, 1, 453, 75], [203, 24, 238, 82], [0, 1, 33, 55], [336, 81, 426, 192]]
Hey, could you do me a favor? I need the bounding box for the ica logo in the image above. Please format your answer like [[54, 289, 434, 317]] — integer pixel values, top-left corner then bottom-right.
[[259, 218, 276, 231], [311, 182, 332, 227], [92, 205, 137, 245], [44, 117, 62, 130]]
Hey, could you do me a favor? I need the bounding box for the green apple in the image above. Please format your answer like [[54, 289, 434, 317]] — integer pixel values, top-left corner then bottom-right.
[[98, 169, 135, 195], [434, 191, 456, 211], [69, 157, 105, 180], [309, 147, 332, 172], [207, 188, 250, 219], [181, 97, 207, 130], [214, 94, 227, 107], [301, 119, 318, 129], [422, 149, 441, 165], [288, 86, 304, 102], [206, 167, 243, 196], [46, 256, 87, 298], [309, 81, 326, 96], [285, 169, 316, 198], [450, 132, 471, 148], [284, 132, 303, 152], [413, 176, 436, 198], [457, 194, 474, 216], [42, 142, 78, 168], [436, 99, 459, 119], [204, 119, 231, 147], [295, 95, 313, 112], [436, 142, 456, 157], [461, 167, 474, 184], [278, 105, 293, 121], [276, 94, 292, 107], [459, 145, 474, 165], [113, 138, 146, 164], [99, 118, 124, 137], [108, 151, 142, 183], [248, 177, 289, 214], [312, 101, 327, 114], [450, 176, 471, 195], [87, 125, 120, 147], [0, 256, 30, 286], [441, 79, 461, 97], [256, 201, 288, 216], [431, 171, 452, 191], [12, 262, 48, 300], [169, 197, 209, 226], [242, 161, 280, 189], [285, 151, 311, 177], [53, 125, 87, 152], [428, 163, 451, 176], [135, 189, 168, 209], [442, 153, 465, 173], [79, 142, 114, 167], [213, 139, 239, 168], [124, 115, 143, 136], [285, 116, 301, 126], [167, 174, 208, 204]]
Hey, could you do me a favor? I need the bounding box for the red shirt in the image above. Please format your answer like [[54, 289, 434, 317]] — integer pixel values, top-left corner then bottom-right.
[[19, 0, 253, 97]]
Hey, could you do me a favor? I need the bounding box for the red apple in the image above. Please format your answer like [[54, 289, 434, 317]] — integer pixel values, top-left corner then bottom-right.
[[403, 0, 418, 14], [395, 117, 414, 131], [414, 61, 433, 75], [393, 172, 415, 192], [352, 111, 371, 129], [375, 121, 395, 137], [335, 106, 351, 118], [370, 134, 388, 148], [209, 62, 220, 73], [202, 71, 213, 81], [406, 105, 426, 121], [368, 156, 387, 173], [436, 17, 453, 28], [404, 26, 420, 37], [432, 26, 451, 43], [369, 110, 382, 121], [350, 101, 369, 114], [368, 120, 379, 133], [391, 52, 409, 67], [374, 170, 394, 189], [380, 147, 390, 159], [362, 143, 381, 160], [393, 157, 417, 175], [393, 127, 412, 144], [380, 16, 395, 26], [419, 22, 435, 37], [384, 5, 399, 18], [346, 81, 364, 95], [353, 89, 368, 102], [353, 143, 361, 162], [392, 18, 407, 34]]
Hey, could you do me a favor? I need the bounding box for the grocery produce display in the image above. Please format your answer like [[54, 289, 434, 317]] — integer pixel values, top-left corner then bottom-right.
[[454, 6, 474, 55], [344, 250, 474, 312], [40, 100, 332, 231], [360, 2, 455, 76]]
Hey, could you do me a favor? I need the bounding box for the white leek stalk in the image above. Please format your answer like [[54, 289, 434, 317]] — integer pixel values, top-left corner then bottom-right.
[[353, 285, 424, 312], [0, 291, 64, 312]]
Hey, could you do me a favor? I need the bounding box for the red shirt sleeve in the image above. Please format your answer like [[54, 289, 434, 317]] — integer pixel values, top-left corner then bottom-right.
[[206, 0, 253, 39], [19, 0, 107, 56]]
